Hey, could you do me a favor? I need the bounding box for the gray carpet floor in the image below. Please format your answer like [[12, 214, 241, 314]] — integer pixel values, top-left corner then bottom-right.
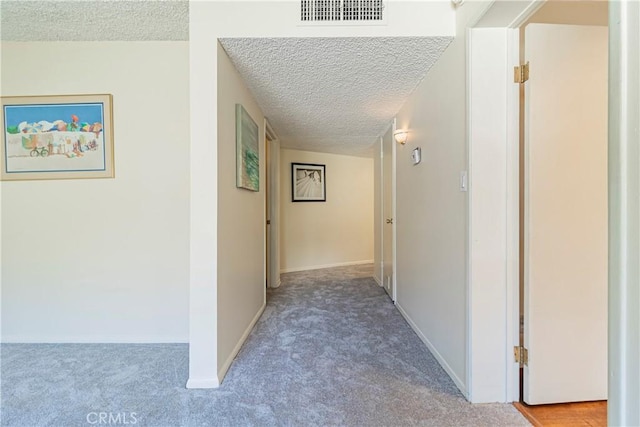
[[1, 264, 530, 426]]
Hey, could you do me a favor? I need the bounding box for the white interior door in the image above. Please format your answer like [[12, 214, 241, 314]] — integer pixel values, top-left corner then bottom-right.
[[523, 23, 608, 405], [265, 123, 281, 289], [382, 125, 395, 301]]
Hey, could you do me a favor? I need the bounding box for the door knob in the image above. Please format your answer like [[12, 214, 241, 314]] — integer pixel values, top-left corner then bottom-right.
[[386, 218, 393, 224]]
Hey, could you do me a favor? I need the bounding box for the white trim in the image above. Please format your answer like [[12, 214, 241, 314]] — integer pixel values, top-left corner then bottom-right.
[[508, 0, 545, 29], [465, 25, 473, 403], [280, 259, 374, 274], [396, 302, 469, 399], [377, 137, 385, 290], [608, 1, 640, 424], [265, 120, 281, 289], [465, 0, 545, 404], [186, 377, 220, 389], [373, 275, 382, 287], [217, 303, 266, 384], [467, 27, 511, 403], [188, 18, 219, 392], [467, 1, 499, 28], [265, 118, 279, 141], [505, 26, 521, 404], [391, 120, 397, 303]]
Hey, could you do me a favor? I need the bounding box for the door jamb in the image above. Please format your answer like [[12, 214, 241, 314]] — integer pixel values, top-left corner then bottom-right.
[[265, 119, 281, 289], [467, 0, 544, 404], [391, 119, 398, 302], [381, 120, 397, 302]]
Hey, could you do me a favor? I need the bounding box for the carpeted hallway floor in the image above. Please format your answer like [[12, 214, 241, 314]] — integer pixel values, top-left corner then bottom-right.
[[1, 265, 530, 426]]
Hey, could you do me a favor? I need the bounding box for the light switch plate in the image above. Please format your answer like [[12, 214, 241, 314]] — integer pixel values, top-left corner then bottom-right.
[[460, 171, 468, 192], [411, 147, 421, 165]]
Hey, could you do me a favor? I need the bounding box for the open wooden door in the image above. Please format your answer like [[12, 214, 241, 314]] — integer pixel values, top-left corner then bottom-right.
[[523, 23, 608, 405]]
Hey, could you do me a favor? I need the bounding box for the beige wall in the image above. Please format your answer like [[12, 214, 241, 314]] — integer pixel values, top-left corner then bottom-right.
[[280, 149, 373, 273], [392, 2, 494, 395], [528, 0, 608, 26], [187, 0, 456, 387], [216, 44, 266, 377], [1, 42, 190, 342]]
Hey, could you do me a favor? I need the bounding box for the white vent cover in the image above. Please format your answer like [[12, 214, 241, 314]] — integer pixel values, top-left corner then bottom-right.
[[301, 0, 385, 23]]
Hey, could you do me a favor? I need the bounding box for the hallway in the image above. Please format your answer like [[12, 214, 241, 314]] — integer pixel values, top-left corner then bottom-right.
[[1, 265, 528, 426]]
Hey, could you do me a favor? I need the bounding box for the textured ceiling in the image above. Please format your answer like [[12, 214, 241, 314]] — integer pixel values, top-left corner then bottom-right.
[[1, 1, 453, 158], [220, 37, 452, 157], [0, 1, 189, 41]]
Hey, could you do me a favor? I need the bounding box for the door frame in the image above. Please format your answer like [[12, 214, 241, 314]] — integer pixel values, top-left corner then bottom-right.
[[467, 0, 545, 404], [468, 1, 640, 420], [381, 120, 397, 302], [265, 119, 281, 289], [607, 2, 640, 424]]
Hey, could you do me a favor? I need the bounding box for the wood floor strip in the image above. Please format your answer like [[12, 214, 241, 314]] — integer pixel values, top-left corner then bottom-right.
[[513, 401, 607, 427]]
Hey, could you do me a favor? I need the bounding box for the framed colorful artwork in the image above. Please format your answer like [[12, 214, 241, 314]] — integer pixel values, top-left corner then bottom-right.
[[1, 94, 114, 180], [236, 104, 259, 191]]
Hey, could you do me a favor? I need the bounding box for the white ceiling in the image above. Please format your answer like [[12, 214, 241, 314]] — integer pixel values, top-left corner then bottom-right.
[[220, 37, 452, 157], [0, 1, 189, 41], [1, 1, 453, 158]]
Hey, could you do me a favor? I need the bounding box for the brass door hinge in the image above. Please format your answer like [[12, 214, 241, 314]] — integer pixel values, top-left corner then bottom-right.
[[514, 346, 529, 366], [514, 62, 530, 84]]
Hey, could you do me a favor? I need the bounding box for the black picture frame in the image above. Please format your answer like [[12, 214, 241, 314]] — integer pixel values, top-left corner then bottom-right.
[[291, 162, 326, 202]]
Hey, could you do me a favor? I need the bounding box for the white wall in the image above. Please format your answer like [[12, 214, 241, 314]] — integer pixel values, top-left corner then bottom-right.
[[0, 42, 190, 342], [280, 149, 373, 273], [393, 1, 493, 398], [192, 1, 454, 39], [468, 28, 513, 403], [216, 44, 266, 379]]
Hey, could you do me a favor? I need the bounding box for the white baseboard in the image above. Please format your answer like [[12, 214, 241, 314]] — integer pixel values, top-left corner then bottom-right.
[[217, 303, 266, 384], [280, 259, 374, 274], [373, 275, 382, 287], [186, 377, 220, 389], [395, 302, 469, 400], [268, 273, 282, 289]]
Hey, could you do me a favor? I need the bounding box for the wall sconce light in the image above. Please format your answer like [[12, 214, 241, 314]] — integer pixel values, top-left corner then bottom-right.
[[394, 129, 408, 145]]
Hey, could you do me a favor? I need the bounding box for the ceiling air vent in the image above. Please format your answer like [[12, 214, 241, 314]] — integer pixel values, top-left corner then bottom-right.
[[300, 0, 385, 24]]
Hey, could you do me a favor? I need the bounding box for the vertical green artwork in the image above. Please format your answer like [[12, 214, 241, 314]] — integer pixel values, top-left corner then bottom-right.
[[236, 104, 259, 191]]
